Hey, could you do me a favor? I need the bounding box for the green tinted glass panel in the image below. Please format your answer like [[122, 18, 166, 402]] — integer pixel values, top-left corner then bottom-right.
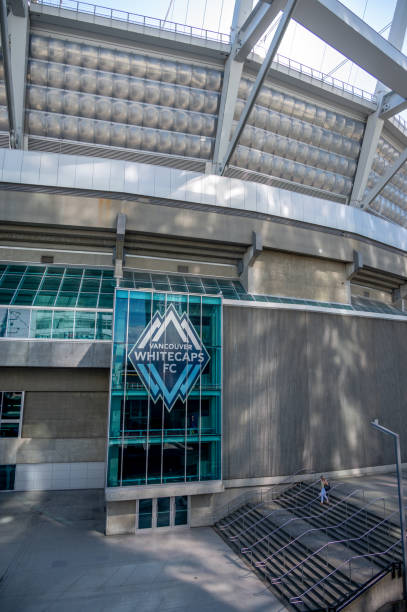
[[96, 312, 112, 340], [12, 290, 36, 306], [0, 289, 14, 305], [74, 311, 96, 339], [98, 294, 114, 309], [157, 497, 170, 527], [30, 310, 52, 338], [175, 496, 188, 525], [34, 292, 57, 306], [0, 423, 19, 438], [55, 292, 77, 307], [20, 276, 41, 290], [138, 498, 152, 529], [52, 310, 74, 339], [81, 279, 100, 292], [41, 277, 61, 291], [2, 392, 22, 419], [0, 465, 15, 490], [0, 308, 7, 336], [77, 293, 98, 308]]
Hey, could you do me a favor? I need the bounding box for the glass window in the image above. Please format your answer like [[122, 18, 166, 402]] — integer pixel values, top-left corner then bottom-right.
[[74, 311, 96, 339], [0, 289, 14, 305], [0, 392, 23, 438], [138, 498, 153, 529], [0, 422, 19, 437], [156, 497, 170, 527], [30, 310, 52, 338], [52, 310, 74, 339], [81, 278, 100, 293], [20, 275, 41, 290], [12, 290, 36, 306], [60, 277, 81, 292], [175, 496, 188, 526], [0, 465, 15, 490], [122, 444, 147, 486], [41, 276, 61, 291], [34, 291, 57, 306], [6, 309, 30, 338], [96, 312, 112, 340], [55, 292, 77, 307], [0, 308, 7, 337], [77, 293, 98, 308], [2, 392, 22, 419], [98, 294, 114, 309], [107, 290, 222, 489]]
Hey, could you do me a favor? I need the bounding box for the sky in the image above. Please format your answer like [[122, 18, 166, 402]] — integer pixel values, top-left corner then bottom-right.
[[72, 0, 404, 97]]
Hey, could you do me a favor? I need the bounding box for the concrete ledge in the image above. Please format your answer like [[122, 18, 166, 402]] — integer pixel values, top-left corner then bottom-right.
[[105, 480, 224, 501], [0, 340, 111, 368], [224, 463, 407, 489]]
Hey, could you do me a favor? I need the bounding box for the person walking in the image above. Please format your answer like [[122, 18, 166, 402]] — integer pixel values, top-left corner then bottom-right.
[[320, 475, 330, 505]]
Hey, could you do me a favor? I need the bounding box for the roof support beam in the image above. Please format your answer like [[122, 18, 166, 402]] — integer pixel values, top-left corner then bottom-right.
[[212, 0, 252, 173], [360, 148, 407, 210], [234, 0, 284, 62], [0, 0, 29, 148], [239, 231, 263, 292], [262, 0, 407, 97], [379, 91, 407, 120], [217, 0, 296, 176], [350, 0, 407, 208]]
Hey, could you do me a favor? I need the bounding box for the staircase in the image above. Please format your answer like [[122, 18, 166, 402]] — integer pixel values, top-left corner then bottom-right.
[[215, 482, 402, 611]]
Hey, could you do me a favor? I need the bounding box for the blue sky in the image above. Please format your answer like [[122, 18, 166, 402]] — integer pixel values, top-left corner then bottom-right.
[[79, 0, 402, 95]]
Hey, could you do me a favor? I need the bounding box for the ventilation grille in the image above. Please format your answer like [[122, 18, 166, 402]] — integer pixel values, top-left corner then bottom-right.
[[225, 165, 348, 204], [27, 136, 207, 173]]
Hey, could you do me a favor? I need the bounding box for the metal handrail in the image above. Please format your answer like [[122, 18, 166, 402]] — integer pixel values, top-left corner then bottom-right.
[[257, 494, 391, 570], [273, 508, 401, 586], [290, 538, 402, 606], [227, 481, 345, 541], [214, 467, 313, 523], [243, 488, 363, 558], [219, 478, 320, 533], [32, 0, 231, 44]]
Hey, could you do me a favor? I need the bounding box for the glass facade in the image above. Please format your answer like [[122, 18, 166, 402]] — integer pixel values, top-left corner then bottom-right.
[[107, 289, 222, 487], [0, 465, 16, 490], [0, 307, 112, 340], [0, 392, 23, 437]]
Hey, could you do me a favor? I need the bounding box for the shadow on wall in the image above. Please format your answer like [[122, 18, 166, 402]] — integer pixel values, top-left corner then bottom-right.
[[223, 306, 407, 480]]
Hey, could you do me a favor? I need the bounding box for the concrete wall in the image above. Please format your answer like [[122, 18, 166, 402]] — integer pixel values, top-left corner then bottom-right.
[[250, 250, 349, 302], [223, 306, 407, 481], [0, 367, 109, 465]]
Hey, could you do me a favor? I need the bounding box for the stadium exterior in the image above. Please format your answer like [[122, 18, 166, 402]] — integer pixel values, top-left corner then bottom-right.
[[2, 0, 407, 535]]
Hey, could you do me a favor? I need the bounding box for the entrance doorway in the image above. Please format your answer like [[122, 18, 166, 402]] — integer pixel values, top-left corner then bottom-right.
[[137, 495, 189, 530]]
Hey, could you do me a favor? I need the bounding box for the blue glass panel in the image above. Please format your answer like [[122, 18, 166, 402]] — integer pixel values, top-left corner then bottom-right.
[[2, 392, 22, 419], [7, 309, 30, 338]]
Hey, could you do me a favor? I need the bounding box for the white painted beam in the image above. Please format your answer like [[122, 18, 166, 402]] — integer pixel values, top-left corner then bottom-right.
[[234, 0, 284, 61], [0, 0, 29, 148], [360, 148, 407, 210], [379, 91, 407, 120], [218, 0, 296, 176], [212, 0, 252, 172], [262, 0, 407, 98]]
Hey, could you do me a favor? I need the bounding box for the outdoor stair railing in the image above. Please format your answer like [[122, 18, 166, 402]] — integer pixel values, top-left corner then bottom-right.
[[270, 508, 402, 586], [215, 467, 314, 525], [219, 478, 321, 534], [252, 494, 392, 569], [290, 539, 402, 608], [228, 481, 347, 542], [241, 488, 363, 558]]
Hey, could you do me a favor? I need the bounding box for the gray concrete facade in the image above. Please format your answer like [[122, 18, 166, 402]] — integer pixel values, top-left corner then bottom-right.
[[223, 306, 407, 480]]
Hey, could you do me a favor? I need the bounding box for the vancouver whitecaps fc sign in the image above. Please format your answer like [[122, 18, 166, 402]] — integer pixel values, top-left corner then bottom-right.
[[128, 305, 210, 412]]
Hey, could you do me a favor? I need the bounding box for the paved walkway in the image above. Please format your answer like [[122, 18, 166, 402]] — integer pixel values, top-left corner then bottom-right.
[[0, 490, 287, 612]]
